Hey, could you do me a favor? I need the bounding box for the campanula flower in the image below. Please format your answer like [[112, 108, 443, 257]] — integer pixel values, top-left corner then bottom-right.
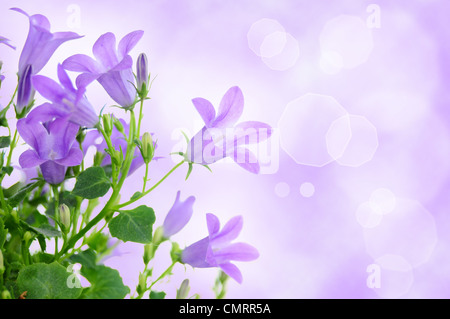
[[17, 117, 83, 185], [162, 191, 195, 239], [186, 86, 272, 174], [181, 213, 259, 284], [26, 64, 98, 128], [11, 8, 82, 115], [62, 31, 144, 109]]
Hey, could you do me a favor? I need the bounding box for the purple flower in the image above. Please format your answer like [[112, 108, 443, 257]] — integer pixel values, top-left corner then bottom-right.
[[17, 117, 83, 185], [25, 64, 98, 128], [11, 8, 82, 115], [181, 213, 259, 284], [83, 118, 145, 176], [186, 86, 272, 174], [162, 191, 195, 239], [136, 53, 149, 97], [62, 31, 144, 109], [0, 36, 15, 49]]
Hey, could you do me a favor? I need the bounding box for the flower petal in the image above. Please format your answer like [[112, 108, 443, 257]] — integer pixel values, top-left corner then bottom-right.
[[93, 32, 118, 69], [19, 149, 46, 168], [17, 119, 49, 156], [118, 30, 144, 60], [75, 72, 101, 89], [57, 64, 75, 92], [210, 216, 243, 246], [54, 147, 83, 167], [231, 147, 260, 174], [206, 213, 221, 237], [39, 160, 66, 185], [232, 121, 273, 146], [213, 242, 259, 263], [219, 262, 243, 284], [162, 191, 196, 238], [212, 86, 244, 128], [181, 237, 212, 268], [62, 54, 101, 73], [192, 98, 216, 127], [32, 74, 66, 103], [26, 103, 69, 123]]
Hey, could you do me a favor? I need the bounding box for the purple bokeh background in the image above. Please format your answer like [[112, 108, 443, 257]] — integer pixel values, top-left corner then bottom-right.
[[1, 0, 450, 298]]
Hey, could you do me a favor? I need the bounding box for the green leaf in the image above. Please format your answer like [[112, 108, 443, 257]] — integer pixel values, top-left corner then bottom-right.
[[69, 249, 97, 269], [7, 181, 43, 208], [130, 191, 142, 201], [30, 224, 62, 238], [72, 167, 111, 199], [108, 205, 155, 244], [150, 291, 166, 299], [0, 136, 10, 148], [1, 166, 13, 176], [17, 262, 82, 299], [81, 265, 129, 299]]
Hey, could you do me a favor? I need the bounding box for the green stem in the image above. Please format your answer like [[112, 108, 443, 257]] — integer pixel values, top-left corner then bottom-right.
[[137, 98, 145, 138], [142, 163, 149, 193], [148, 261, 177, 291], [57, 111, 137, 260], [115, 160, 184, 210]]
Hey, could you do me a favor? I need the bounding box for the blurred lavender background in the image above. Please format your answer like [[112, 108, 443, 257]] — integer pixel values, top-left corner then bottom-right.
[[1, 0, 450, 298]]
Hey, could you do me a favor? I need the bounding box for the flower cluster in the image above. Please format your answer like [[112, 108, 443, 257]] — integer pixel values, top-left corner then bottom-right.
[[0, 8, 271, 300]]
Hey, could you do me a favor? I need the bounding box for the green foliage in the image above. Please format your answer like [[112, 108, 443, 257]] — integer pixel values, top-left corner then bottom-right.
[[72, 167, 111, 199], [108, 205, 155, 244]]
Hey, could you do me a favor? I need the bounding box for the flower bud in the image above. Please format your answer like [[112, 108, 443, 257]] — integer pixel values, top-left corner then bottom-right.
[[16, 64, 35, 118], [112, 117, 125, 135], [143, 244, 153, 265], [136, 53, 149, 98], [176, 279, 190, 299], [23, 231, 33, 244], [102, 113, 113, 136], [1, 290, 11, 299], [140, 132, 154, 164], [58, 204, 71, 231]]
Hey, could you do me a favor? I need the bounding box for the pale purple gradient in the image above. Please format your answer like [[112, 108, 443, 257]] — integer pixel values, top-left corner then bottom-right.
[[1, 0, 450, 299]]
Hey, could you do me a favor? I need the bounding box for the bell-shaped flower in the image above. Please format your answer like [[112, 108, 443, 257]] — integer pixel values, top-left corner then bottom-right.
[[186, 86, 272, 174], [181, 213, 259, 284], [62, 30, 144, 109], [17, 117, 83, 185], [162, 191, 195, 239], [11, 8, 82, 115], [25, 64, 98, 128]]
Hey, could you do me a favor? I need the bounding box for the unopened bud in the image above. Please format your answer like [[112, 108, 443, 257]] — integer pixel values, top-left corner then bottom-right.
[[112, 118, 124, 135], [58, 204, 71, 231], [143, 244, 153, 265], [136, 53, 149, 98], [102, 114, 113, 136], [176, 279, 190, 299], [137, 272, 147, 295], [1, 290, 11, 299], [23, 231, 33, 244], [140, 132, 154, 164]]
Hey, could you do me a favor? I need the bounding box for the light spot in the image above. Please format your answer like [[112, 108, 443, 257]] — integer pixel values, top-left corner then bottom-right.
[[247, 18, 286, 57], [274, 182, 290, 198], [261, 33, 300, 71], [327, 115, 378, 167], [300, 182, 315, 198], [356, 201, 383, 229], [369, 188, 396, 215], [364, 198, 438, 267], [319, 15, 374, 70], [278, 93, 348, 167], [373, 254, 414, 298]]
